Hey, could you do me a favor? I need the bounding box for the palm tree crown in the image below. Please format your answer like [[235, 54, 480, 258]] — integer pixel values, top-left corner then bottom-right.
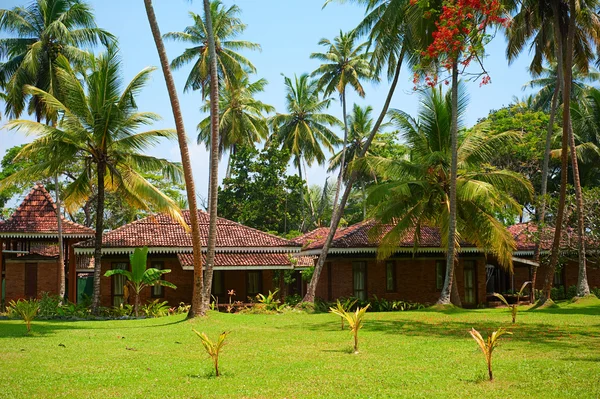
[[163, 0, 260, 97], [0, 0, 113, 119], [367, 84, 533, 268]]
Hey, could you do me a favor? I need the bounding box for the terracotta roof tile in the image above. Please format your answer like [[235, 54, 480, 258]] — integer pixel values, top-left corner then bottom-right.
[[76, 210, 300, 249], [177, 253, 312, 268], [292, 227, 335, 246], [0, 185, 94, 237]]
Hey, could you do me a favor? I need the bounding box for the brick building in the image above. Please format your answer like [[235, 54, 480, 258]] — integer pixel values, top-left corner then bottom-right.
[[295, 220, 600, 307], [0, 185, 94, 306]]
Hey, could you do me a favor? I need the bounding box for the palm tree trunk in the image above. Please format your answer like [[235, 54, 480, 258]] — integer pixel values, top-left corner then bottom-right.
[[531, 79, 560, 301], [438, 61, 460, 306], [303, 50, 405, 303], [361, 180, 366, 220], [200, 0, 221, 314], [54, 174, 66, 302], [543, 0, 573, 302], [143, 0, 205, 317], [332, 90, 349, 217], [91, 160, 106, 314]]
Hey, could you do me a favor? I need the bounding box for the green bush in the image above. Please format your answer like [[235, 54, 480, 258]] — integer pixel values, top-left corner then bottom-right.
[[284, 294, 302, 307], [142, 299, 170, 317], [38, 292, 61, 317]]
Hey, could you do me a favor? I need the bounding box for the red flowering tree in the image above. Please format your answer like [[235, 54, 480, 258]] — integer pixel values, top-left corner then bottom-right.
[[410, 0, 507, 305]]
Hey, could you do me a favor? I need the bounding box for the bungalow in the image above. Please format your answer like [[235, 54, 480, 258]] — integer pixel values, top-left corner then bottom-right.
[[295, 220, 600, 307], [73, 211, 308, 307], [0, 185, 95, 306]]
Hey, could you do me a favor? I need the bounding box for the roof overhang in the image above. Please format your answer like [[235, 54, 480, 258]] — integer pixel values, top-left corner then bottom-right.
[[74, 246, 301, 255], [512, 256, 539, 266], [0, 233, 94, 239], [298, 246, 482, 256]]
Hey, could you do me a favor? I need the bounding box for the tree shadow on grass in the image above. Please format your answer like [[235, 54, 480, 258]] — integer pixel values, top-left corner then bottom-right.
[[0, 320, 85, 338], [87, 316, 189, 330]]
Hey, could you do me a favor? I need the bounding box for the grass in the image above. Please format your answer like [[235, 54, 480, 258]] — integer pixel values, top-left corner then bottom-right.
[[1, 298, 599, 399]]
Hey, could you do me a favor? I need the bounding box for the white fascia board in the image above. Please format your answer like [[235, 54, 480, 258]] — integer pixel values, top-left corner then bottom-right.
[[180, 265, 294, 271]]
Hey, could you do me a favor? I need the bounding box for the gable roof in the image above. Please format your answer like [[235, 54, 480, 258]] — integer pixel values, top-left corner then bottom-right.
[[74, 210, 301, 254], [291, 227, 335, 246], [0, 185, 94, 238]]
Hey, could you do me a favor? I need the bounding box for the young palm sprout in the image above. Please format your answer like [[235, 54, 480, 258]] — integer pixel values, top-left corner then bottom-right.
[[469, 328, 511, 381], [330, 298, 358, 330], [8, 299, 40, 334], [330, 304, 370, 353], [193, 329, 229, 376], [493, 281, 531, 323]]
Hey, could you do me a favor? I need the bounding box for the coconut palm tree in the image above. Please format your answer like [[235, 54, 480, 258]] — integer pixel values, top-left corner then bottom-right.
[[163, 0, 260, 98], [0, 0, 112, 302], [2, 45, 185, 313], [368, 84, 532, 273], [143, 0, 206, 318], [270, 73, 341, 197], [310, 29, 375, 229], [506, 0, 600, 299], [197, 73, 274, 179], [303, 0, 413, 303]]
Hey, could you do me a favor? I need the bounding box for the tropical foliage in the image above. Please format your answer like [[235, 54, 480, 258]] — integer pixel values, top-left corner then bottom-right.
[[8, 298, 40, 333], [193, 329, 229, 377], [469, 327, 512, 381], [329, 303, 370, 354]]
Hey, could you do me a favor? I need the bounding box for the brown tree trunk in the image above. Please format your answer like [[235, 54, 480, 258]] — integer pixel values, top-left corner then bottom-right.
[[200, 0, 220, 314], [91, 160, 105, 314], [543, 0, 573, 301], [143, 0, 205, 317], [303, 50, 405, 303], [331, 90, 349, 218], [438, 61, 460, 306], [531, 78, 560, 301], [54, 174, 66, 302]]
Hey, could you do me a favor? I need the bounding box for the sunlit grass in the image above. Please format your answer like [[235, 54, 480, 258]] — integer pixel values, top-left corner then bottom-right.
[[0, 298, 599, 399]]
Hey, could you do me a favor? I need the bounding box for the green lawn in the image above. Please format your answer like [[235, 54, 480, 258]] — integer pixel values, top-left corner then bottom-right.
[[1, 298, 599, 399]]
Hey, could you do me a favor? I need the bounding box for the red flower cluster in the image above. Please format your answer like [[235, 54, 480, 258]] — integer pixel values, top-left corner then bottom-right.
[[412, 0, 506, 87]]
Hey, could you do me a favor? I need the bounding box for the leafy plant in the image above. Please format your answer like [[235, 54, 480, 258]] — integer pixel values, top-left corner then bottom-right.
[[169, 302, 191, 316], [104, 247, 176, 317], [256, 289, 281, 312], [493, 281, 531, 323], [329, 304, 370, 353], [142, 300, 170, 317], [193, 329, 229, 377], [8, 299, 40, 333], [110, 304, 133, 318], [38, 292, 61, 317], [330, 298, 358, 330], [469, 328, 511, 381]]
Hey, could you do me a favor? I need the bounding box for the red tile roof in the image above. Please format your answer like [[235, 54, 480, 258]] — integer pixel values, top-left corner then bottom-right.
[[75, 210, 300, 250], [507, 222, 582, 252], [303, 220, 444, 251], [0, 185, 94, 237], [177, 253, 313, 268], [291, 227, 335, 246]]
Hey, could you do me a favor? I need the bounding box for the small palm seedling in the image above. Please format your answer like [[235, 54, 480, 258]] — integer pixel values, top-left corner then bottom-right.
[[493, 281, 531, 323], [8, 299, 40, 333], [256, 289, 281, 311], [469, 328, 512, 381], [330, 304, 370, 354], [330, 298, 358, 330], [193, 329, 229, 377]]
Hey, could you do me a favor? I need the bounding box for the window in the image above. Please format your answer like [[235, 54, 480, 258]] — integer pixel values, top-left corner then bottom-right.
[[386, 261, 396, 292], [247, 271, 262, 296], [151, 262, 164, 298], [112, 262, 128, 306], [463, 261, 476, 305], [353, 262, 367, 300], [212, 270, 224, 296], [436, 260, 446, 290], [554, 267, 564, 287]]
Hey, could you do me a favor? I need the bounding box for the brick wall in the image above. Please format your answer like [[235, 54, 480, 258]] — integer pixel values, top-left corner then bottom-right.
[[4, 260, 60, 303], [313, 255, 488, 306]]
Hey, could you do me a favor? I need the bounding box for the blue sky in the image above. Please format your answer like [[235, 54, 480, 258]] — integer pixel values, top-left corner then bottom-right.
[[0, 0, 536, 204]]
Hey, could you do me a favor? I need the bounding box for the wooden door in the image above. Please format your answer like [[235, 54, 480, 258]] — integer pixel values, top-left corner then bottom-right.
[[24, 263, 37, 299]]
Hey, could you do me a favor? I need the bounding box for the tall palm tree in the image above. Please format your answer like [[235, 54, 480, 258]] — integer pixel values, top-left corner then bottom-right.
[[369, 85, 532, 271], [506, 0, 600, 299], [200, 0, 222, 314], [143, 0, 206, 318], [197, 73, 274, 178], [3, 45, 185, 313], [0, 0, 112, 302], [271, 73, 341, 197], [163, 1, 260, 98], [310, 29, 375, 236], [304, 0, 412, 303], [328, 104, 393, 218]]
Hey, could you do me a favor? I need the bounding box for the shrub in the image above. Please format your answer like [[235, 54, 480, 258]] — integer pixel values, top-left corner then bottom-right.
[[193, 329, 229, 377], [142, 300, 170, 317], [329, 304, 370, 354], [469, 327, 511, 381], [8, 299, 40, 333], [284, 293, 302, 307], [256, 289, 282, 312], [110, 304, 133, 318], [38, 292, 61, 317], [169, 302, 191, 315]]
